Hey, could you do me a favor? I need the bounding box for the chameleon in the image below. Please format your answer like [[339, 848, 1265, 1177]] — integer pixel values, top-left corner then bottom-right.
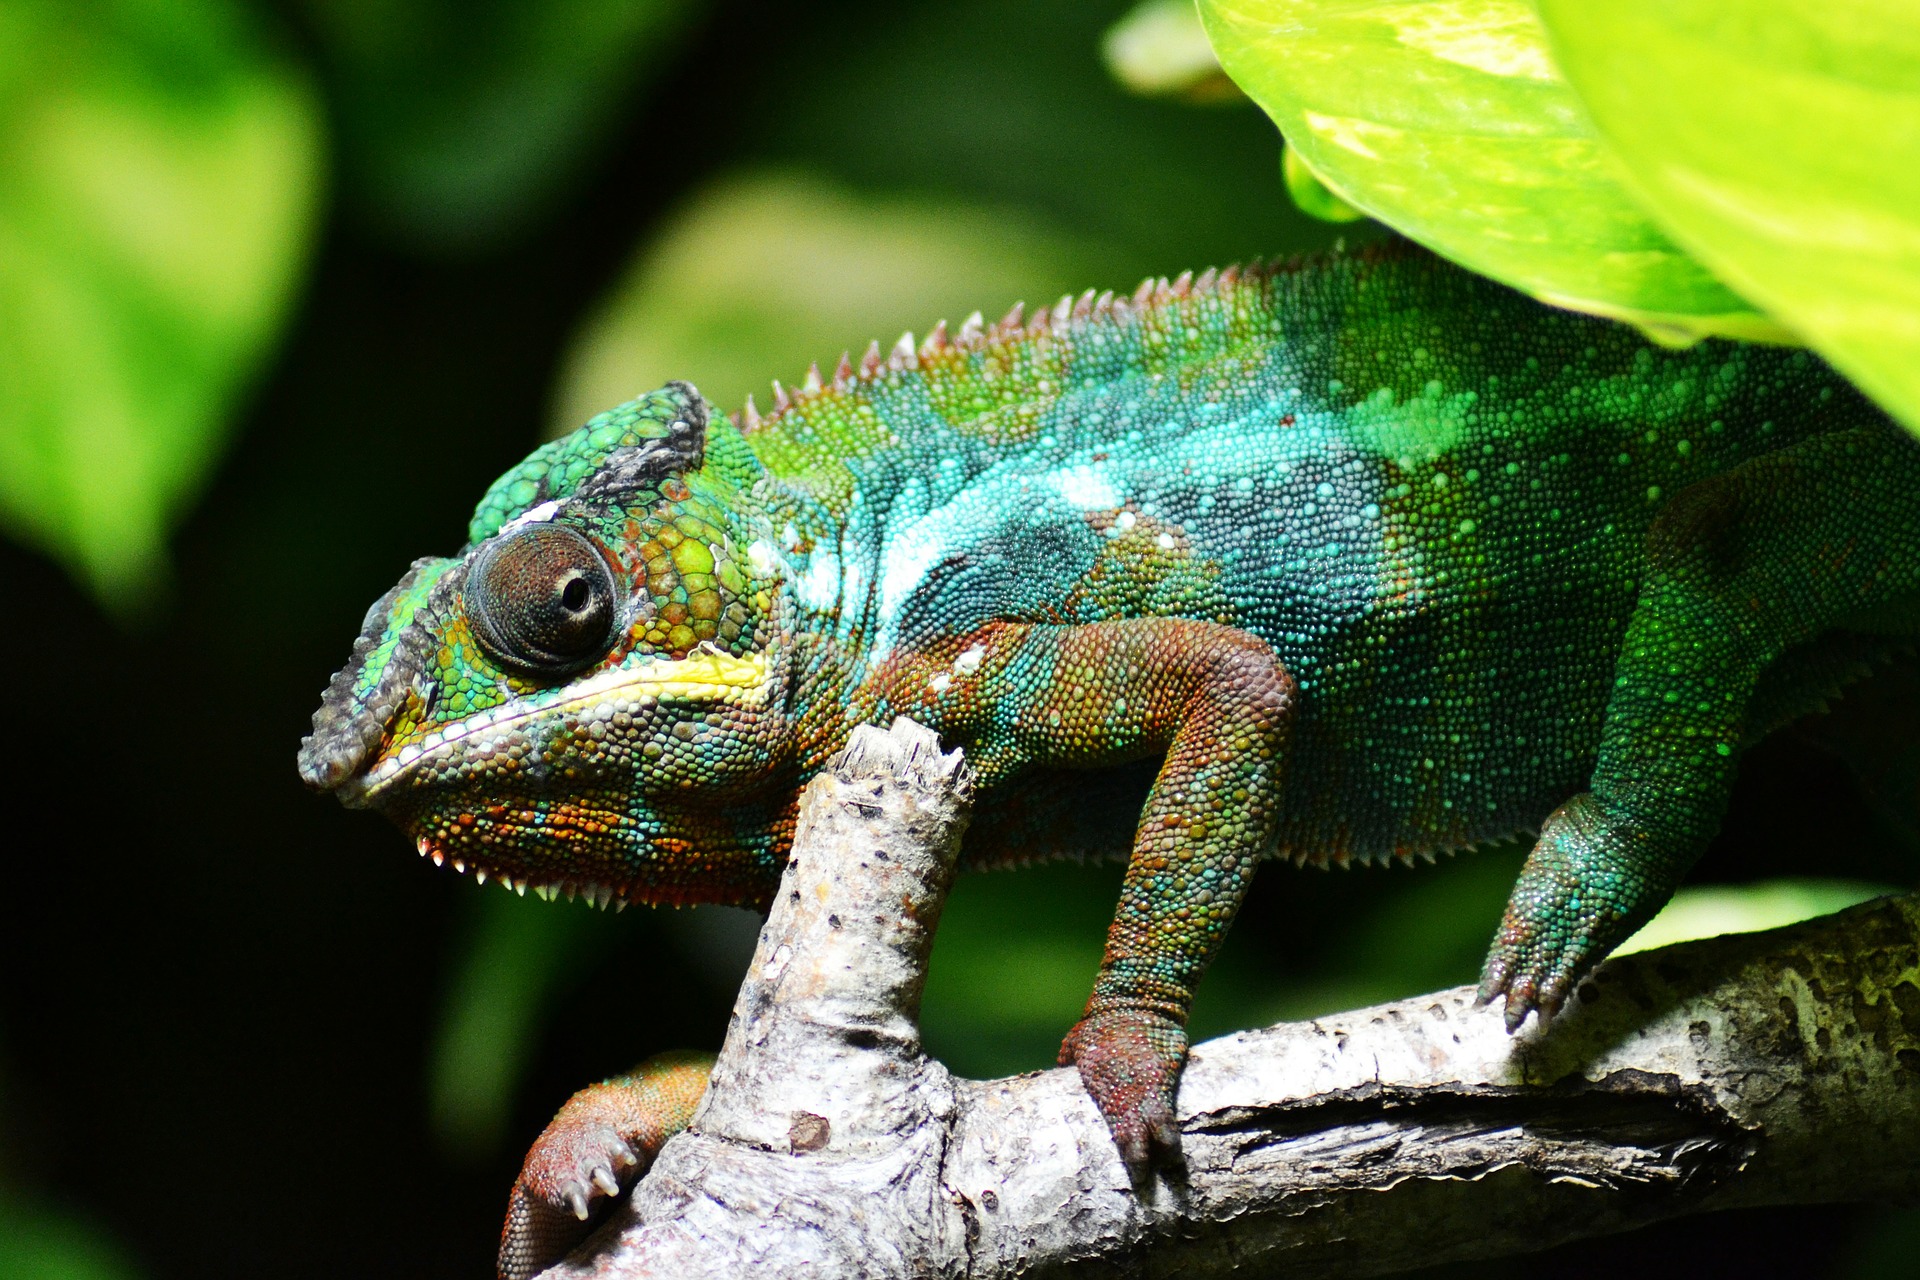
[[298, 241, 1919, 1276]]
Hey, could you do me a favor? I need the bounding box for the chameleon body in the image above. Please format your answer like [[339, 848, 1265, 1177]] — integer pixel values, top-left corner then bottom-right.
[[299, 243, 1920, 1273]]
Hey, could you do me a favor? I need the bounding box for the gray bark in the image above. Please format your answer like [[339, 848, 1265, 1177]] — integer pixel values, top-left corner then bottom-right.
[[540, 717, 1920, 1279]]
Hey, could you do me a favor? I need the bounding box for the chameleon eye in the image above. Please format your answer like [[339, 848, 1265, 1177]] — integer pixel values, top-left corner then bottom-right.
[[466, 524, 621, 677]]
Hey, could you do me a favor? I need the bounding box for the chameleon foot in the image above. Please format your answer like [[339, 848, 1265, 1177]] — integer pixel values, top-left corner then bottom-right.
[[1479, 793, 1677, 1032], [1059, 1006, 1187, 1180], [497, 1051, 712, 1280]]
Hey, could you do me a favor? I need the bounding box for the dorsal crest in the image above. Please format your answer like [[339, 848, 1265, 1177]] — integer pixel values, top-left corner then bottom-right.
[[726, 250, 1410, 435]]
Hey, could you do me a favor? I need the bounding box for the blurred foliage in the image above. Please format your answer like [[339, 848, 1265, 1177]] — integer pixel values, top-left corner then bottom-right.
[[296, 0, 702, 253], [735, 0, 1344, 272], [1103, 0, 1242, 102], [1537, 1, 1920, 435], [0, 1199, 143, 1280], [1616, 877, 1899, 957], [884, 852, 1897, 1079], [925, 865, 1907, 1078], [1197, 0, 1784, 346], [429, 889, 629, 1158], [0, 0, 320, 610], [431, 889, 761, 1158], [0, 1044, 142, 1280], [919, 852, 1537, 1076], [551, 170, 1117, 432]]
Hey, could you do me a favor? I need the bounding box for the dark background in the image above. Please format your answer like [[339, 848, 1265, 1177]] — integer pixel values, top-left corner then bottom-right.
[[1, 2, 1914, 1277]]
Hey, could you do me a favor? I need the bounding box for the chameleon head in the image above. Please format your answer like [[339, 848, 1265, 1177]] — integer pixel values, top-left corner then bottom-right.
[[297, 382, 799, 906]]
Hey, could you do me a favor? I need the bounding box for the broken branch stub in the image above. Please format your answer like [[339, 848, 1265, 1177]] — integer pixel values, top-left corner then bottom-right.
[[540, 716, 976, 1277]]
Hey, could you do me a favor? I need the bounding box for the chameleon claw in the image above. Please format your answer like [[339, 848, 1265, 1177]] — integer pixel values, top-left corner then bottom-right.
[[591, 1167, 621, 1197], [566, 1187, 590, 1221]]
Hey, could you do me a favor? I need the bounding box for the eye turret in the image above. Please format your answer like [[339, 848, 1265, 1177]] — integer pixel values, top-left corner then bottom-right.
[[466, 524, 621, 677]]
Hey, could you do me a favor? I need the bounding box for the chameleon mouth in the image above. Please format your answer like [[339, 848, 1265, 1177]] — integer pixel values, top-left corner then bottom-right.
[[403, 785, 778, 911], [337, 645, 775, 806], [411, 829, 636, 909]]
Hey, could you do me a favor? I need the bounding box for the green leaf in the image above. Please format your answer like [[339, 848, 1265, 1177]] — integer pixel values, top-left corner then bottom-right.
[[1537, 0, 1920, 434], [550, 170, 1118, 434], [1196, 0, 1786, 343], [302, 0, 702, 252], [1283, 145, 1365, 223], [0, 0, 321, 610]]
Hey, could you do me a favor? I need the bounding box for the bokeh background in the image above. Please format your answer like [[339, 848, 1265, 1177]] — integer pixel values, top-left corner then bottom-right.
[[1, 2, 1916, 1277]]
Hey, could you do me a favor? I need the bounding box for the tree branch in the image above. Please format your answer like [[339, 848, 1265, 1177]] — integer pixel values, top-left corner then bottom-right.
[[538, 718, 1920, 1279]]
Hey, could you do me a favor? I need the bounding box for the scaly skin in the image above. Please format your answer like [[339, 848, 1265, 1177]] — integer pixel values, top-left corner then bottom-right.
[[298, 242, 1920, 1273], [497, 1051, 711, 1280]]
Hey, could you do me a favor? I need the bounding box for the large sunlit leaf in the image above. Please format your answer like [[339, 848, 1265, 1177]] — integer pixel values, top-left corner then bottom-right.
[[1538, 0, 1920, 435], [1196, 0, 1784, 343], [0, 0, 321, 609], [301, 0, 701, 251], [551, 170, 1117, 433]]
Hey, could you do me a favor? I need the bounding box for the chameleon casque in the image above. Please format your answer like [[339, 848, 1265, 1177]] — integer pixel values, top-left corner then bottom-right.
[[300, 241, 1920, 1275]]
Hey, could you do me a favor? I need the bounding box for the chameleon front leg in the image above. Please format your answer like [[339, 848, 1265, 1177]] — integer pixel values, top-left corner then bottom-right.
[[497, 1050, 713, 1280], [1483, 427, 1920, 1029], [901, 618, 1294, 1174]]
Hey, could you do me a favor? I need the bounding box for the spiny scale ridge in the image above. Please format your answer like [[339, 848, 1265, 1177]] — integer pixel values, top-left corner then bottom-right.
[[739, 255, 1285, 433]]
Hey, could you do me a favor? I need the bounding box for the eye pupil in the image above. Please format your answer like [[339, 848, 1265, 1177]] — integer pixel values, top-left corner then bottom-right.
[[466, 524, 621, 676]]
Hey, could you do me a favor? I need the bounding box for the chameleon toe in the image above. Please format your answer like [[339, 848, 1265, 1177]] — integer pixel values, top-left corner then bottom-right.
[[1061, 1007, 1188, 1178], [496, 1053, 712, 1279]]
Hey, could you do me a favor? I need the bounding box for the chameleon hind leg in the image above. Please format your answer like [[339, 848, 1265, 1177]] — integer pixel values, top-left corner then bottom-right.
[[1482, 426, 1920, 1029], [497, 1051, 712, 1280], [898, 617, 1294, 1174]]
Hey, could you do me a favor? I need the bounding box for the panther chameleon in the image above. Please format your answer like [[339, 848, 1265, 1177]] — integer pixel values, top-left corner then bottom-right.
[[298, 241, 1920, 1277]]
